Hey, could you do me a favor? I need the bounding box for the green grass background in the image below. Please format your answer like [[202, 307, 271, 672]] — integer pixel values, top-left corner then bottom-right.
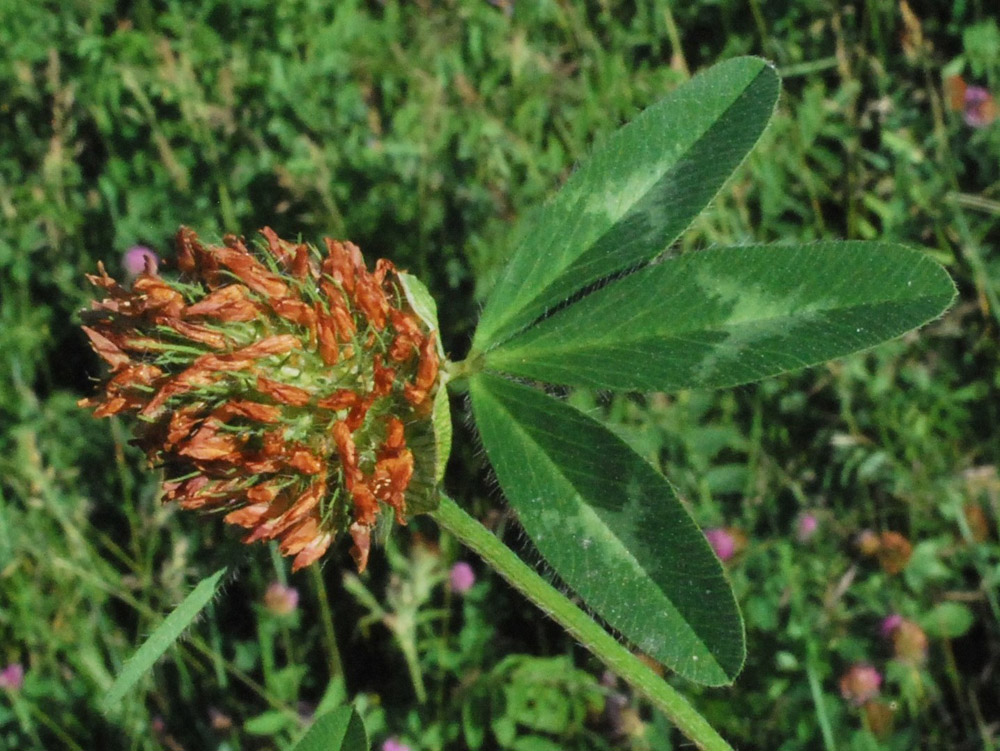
[[1, 1, 999, 749]]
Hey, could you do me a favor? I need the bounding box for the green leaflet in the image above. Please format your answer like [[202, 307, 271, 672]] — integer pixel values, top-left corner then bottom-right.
[[469, 373, 744, 686], [102, 567, 228, 712], [290, 706, 368, 751], [484, 242, 957, 391], [473, 57, 780, 352]]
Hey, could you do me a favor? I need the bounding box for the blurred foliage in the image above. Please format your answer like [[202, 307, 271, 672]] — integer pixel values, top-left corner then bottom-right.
[[1, 1, 1000, 750]]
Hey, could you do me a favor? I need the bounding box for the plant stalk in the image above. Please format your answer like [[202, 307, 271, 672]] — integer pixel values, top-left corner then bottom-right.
[[431, 495, 735, 751]]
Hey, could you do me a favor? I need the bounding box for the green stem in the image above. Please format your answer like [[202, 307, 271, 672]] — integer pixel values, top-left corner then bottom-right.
[[430, 496, 734, 751], [309, 564, 345, 681], [443, 351, 485, 386]]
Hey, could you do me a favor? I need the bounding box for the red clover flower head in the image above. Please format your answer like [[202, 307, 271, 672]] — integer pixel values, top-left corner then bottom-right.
[[80, 228, 442, 572], [839, 663, 882, 706]]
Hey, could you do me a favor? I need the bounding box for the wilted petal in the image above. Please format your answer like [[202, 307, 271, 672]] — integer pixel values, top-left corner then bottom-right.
[[216, 236, 290, 300], [82, 326, 132, 371], [185, 284, 262, 322], [348, 522, 372, 573], [256, 376, 312, 407], [404, 332, 439, 407]]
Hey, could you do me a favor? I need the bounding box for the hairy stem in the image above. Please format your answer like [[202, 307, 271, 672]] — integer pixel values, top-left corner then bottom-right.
[[431, 495, 735, 751]]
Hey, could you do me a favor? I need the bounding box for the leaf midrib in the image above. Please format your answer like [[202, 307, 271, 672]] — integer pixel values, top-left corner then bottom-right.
[[494, 279, 950, 359]]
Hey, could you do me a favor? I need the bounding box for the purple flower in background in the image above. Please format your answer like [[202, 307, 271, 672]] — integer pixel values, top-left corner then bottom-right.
[[880, 613, 904, 637], [449, 561, 476, 594], [946, 75, 998, 129], [263, 582, 300, 615], [0, 663, 24, 691], [963, 86, 997, 128], [122, 245, 159, 279], [382, 738, 411, 751], [796, 513, 819, 542], [704, 528, 736, 562]]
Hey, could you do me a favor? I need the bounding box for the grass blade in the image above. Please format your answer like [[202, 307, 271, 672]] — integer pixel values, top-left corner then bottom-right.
[[102, 567, 228, 712]]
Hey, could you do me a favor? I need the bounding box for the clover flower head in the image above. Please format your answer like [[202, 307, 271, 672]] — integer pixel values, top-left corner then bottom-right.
[[796, 512, 819, 542], [704, 527, 736, 562], [123, 246, 160, 280], [946, 75, 998, 128], [875, 531, 913, 575], [264, 582, 300, 615], [881, 615, 928, 664], [80, 227, 442, 572], [0, 663, 24, 692], [449, 561, 476, 594], [839, 663, 882, 706], [879, 613, 904, 637]]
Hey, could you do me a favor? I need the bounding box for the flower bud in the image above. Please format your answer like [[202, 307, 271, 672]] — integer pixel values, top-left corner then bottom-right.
[[80, 228, 444, 572]]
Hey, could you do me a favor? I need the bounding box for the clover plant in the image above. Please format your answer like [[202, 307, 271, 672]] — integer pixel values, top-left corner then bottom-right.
[[82, 57, 955, 751]]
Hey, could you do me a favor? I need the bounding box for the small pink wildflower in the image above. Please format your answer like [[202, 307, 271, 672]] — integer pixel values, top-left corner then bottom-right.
[[839, 664, 882, 706], [962, 86, 998, 128], [449, 561, 476, 594], [880, 614, 904, 637], [946, 75, 998, 128], [122, 246, 160, 279], [382, 738, 411, 751], [704, 528, 736, 562], [0, 663, 23, 691], [796, 513, 819, 542], [263, 582, 300, 615]]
